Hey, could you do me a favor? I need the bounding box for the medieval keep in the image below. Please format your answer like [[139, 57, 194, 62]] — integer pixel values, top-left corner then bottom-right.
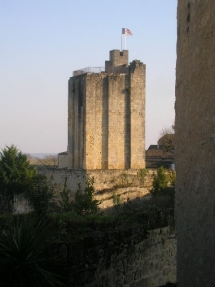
[[63, 50, 145, 170]]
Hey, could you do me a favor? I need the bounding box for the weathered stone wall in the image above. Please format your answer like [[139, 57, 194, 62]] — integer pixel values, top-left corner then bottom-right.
[[64, 226, 176, 287], [105, 49, 128, 72], [68, 74, 87, 169], [68, 50, 145, 170], [106, 74, 128, 169], [58, 153, 68, 169], [176, 0, 215, 286], [39, 168, 154, 210], [14, 194, 32, 213], [85, 73, 107, 169], [130, 60, 146, 169]]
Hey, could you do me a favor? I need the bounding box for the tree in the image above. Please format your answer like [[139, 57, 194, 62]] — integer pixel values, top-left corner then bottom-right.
[[74, 177, 100, 215], [151, 166, 176, 194], [0, 145, 36, 203], [152, 167, 169, 193], [160, 125, 175, 137], [58, 177, 73, 213], [159, 124, 175, 152]]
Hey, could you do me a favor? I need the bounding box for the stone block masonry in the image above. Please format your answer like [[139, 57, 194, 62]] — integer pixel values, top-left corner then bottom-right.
[[67, 50, 146, 170], [39, 168, 155, 210], [176, 0, 215, 286], [62, 226, 176, 287]]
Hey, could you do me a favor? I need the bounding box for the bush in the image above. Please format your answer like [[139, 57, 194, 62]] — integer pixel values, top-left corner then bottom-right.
[[152, 167, 169, 193], [58, 177, 73, 212], [152, 167, 176, 194], [25, 174, 55, 214], [168, 170, 176, 187], [112, 193, 121, 206], [138, 168, 149, 186], [74, 176, 100, 215]]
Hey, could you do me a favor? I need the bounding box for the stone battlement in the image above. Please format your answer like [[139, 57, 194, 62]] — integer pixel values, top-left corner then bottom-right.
[[105, 49, 129, 72]]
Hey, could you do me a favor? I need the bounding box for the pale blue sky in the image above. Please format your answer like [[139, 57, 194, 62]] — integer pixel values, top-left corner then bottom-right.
[[0, 0, 177, 153]]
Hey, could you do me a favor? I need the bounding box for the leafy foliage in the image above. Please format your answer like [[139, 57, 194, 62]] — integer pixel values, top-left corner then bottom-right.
[[0, 145, 36, 203], [159, 125, 175, 152], [58, 177, 73, 212], [152, 167, 169, 193], [152, 167, 176, 194], [112, 193, 121, 206], [138, 168, 149, 186], [25, 174, 55, 214], [74, 176, 100, 215], [0, 215, 65, 287], [162, 135, 174, 152], [168, 170, 176, 187]]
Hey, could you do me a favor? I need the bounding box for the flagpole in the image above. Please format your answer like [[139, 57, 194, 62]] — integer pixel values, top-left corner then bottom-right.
[[121, 33, 122, 51], [122, 28, 132, 50]]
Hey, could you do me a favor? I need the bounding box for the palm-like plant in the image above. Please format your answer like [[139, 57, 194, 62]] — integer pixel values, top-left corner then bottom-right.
[[0, 215, 65, 287]]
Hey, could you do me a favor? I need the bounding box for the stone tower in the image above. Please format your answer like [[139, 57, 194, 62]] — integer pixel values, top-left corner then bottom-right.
[[68, 50, 145, 169], [176, 1, 215, 286]]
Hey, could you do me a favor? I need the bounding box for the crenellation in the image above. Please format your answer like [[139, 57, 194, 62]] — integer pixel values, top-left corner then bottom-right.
[[105, 49, 128, 73]]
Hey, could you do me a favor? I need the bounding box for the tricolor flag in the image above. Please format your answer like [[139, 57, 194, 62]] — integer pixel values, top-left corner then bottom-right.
[[122, 28, 132, 36]]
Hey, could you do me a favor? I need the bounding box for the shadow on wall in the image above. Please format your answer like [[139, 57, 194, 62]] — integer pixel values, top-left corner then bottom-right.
[[102, 186, 175, 220], [34, 167, 175, 215], [35, 169, 142, 213]]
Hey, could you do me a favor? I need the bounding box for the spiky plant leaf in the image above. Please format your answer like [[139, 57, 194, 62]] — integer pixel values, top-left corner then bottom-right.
[[0, 215, 65, 287]]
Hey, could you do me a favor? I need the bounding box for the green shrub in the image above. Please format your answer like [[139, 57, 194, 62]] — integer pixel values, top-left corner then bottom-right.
[[138, 168, 149, 186], [58, 177, 73, 212], [152, 167, 176, 194], [168, 170, 176, 186], [74, 176, 100, 215], [25, 174, 55, 214], [112, 193, 121, 206], [152, 167, 169, 193]]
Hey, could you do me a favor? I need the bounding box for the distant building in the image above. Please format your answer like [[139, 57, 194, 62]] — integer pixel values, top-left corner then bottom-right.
[[58, 151, 68, 169], [146, 135, 174, 168]]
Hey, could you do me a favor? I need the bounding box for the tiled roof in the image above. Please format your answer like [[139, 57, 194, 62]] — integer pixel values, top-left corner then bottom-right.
[[148, 145, 159, 150], [58, 151, 68, 155], [146, 148, 174, 159]]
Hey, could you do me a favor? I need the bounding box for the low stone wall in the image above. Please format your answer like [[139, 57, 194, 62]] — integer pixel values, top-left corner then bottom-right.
[[63, 226, 176, 287], [14, 194, 32, 213], [38, 168, 155, 209]]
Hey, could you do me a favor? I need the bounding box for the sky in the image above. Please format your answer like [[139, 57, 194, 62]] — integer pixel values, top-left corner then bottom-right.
[[0, 0, 177, 153]]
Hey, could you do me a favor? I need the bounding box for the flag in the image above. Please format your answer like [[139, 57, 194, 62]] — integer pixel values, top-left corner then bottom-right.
[[122, 28, 132, 36]]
